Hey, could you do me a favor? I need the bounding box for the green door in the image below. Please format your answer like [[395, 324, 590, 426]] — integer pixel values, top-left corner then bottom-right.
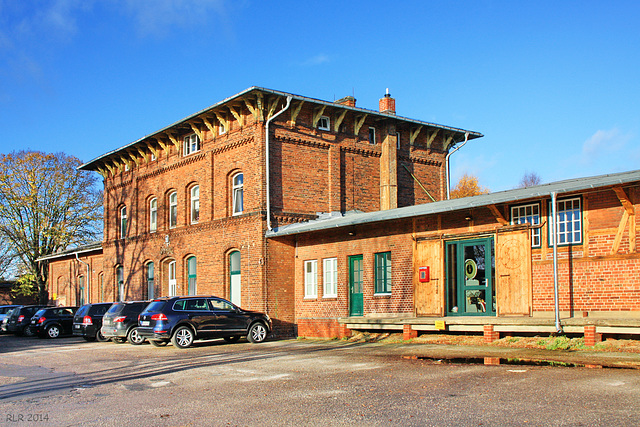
[[349, 255, 364, 316], [446, 238, 495, 316]]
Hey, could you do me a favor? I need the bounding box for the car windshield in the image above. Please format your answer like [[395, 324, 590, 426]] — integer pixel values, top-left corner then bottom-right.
[[33, 309, 46, 317]]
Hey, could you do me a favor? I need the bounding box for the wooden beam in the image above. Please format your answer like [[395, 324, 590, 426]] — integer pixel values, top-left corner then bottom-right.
[[443, 134, 455, 151], [613, 187, 635, 215], [166, 133, 180, 150], [228, 106, 244, 127], [611, 210, 630, 255], [137, 147, 149, 163], [630, 211, 637, 253], [290, 101, 304, 125], [426, 129, 439, 148], [334, 109, 347, 132], [243, 98, 259, 120], [266, 96, 281, 121], [312, 105, 327, 128], [127, 151, 140, 166], [488, 204, 509, 226], [156, 138, 168, 152], [189, 122, 203, 140], [201, 116, 216, 134], [255, 93, 264, 122], [214, 112, 228, 134], [410, 126, 423, 145], [354, 114, 368, 135]]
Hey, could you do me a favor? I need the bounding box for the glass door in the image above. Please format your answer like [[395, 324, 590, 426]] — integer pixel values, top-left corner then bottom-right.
[[349, 255, 363, 316], [446, 238, 495, 316]]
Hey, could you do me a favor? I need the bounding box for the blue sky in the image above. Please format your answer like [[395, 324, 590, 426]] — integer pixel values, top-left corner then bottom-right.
[[1, 0, 638, 192]]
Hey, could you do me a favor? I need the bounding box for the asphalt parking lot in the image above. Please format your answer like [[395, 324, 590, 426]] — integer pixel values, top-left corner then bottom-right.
[[1, 334, 639, 426]]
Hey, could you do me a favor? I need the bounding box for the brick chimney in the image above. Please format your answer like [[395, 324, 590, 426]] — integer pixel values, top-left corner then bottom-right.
[[379, 88, 395, 114], [335, 96, 356, 107]]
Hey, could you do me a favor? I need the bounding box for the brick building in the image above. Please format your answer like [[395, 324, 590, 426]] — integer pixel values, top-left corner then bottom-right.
[[44, 87, 480, 336], [268, 170, 640, 340]]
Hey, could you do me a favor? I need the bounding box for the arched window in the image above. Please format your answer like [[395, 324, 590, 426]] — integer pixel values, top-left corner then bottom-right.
[[168, 260, 177, 296], [169, 191, 177, 228], [146, 262, 155, 300], [190, 185, 200, 224], [232, 173, 243, 215], [187, 256, 197, 295], [149, 197, 157, 233], [229, 251, 241, 306], [116, 266, 124, 302], [78, 275, 85, 306], [98, 273, 104, 302], [119, 206, 127, 238]]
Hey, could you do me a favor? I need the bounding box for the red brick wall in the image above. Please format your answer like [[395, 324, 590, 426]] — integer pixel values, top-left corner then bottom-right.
[[47, 251, 105, 306]]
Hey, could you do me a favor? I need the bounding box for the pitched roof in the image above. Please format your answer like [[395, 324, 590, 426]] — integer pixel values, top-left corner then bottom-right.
[[267, 169, 640, 237], [79, 86, 483, 171], [36, 241, 103, 262]]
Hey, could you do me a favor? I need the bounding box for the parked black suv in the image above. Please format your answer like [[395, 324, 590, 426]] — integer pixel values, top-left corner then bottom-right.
[[0, 305, 18, 333], [137, 296, 272, 348], [73, 302, 114, 342], [5, 305, 50, 336], [101, 301, 149, 345], [30, 306, 78, 338]]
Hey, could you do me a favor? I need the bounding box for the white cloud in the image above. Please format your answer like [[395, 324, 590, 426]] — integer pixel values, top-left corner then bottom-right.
[[580, 128, 633, 165], [300, 53, 331, 66], [121, 0, 227, 37]]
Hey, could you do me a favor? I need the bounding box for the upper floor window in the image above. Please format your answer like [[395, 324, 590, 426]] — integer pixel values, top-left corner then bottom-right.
[[550, 197, 582, 246], [323, 257, 337, 298], [232, 173, 243, 215], [191, 185, 200, 224], [304, 260, 318, 298], [511, 203, 541, 247], [396, 132, 401, 149], [219, 122, 226, 135], [183, 134, 200, 156], [149, 198, 157, 233], [368, 127, 376, 145], [318, 116, 330, 131], [169, 191, 177, 228], [374, 251, 391, 294], [119, 206, 127, 239]]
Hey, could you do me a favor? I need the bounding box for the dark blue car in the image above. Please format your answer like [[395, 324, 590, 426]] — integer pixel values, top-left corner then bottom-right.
[[137, 296, 271, 348]]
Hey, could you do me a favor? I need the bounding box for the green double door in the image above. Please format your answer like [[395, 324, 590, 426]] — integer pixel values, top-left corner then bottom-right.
[[349, 255, 363, 316], [446, 238, 495, 316]]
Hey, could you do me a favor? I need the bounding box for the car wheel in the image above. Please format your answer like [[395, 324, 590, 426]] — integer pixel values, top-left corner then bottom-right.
[[171, 326, 195, 349], [223, 335, 241, 343], [84, 335, 96, 342], [149, 339, 168, 347], [127, 327, 145, 345], [112, 337, 126, 344], [46, 325, 61, 339], [23, 326, 35, 337], [247, 322, 267, 343], [96, 330, 110, 342]]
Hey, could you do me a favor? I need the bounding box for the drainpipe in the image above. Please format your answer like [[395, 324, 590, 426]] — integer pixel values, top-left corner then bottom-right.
[[265, 96, 293, 231], [445, 132, 469, 200], [76, 252, 90, 304], [550, 192, 563, 333]]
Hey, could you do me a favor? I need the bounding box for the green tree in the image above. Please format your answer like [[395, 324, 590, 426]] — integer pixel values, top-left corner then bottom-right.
[[0, 151, 102, 303], [450, 173, 490, 199]]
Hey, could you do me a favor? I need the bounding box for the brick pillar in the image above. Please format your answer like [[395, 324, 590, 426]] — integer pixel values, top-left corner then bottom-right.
[[584, 325, 601, 346], [338, 324, 352, 339], [403, 325, 418, 340], [483, 325, 499, 343]]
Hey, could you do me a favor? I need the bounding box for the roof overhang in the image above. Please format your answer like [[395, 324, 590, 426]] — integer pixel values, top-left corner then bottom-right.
[[79, 86, 483, 172]]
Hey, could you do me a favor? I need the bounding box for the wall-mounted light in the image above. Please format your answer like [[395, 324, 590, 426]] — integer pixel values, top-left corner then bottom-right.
[[465, 215, 473, 221]]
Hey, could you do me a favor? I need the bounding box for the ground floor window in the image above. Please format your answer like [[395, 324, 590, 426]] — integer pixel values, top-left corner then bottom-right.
[[168, 261, 177, 296], [374, 252, 391, 294], [511, 203, 541, 247], [116, 266, 124, 302], [229, 251, 241, 306], [304, 260, 318, 298], [323, 257, 337, 298], [146, 262, 154, 300], [187, 256, 197, 295]]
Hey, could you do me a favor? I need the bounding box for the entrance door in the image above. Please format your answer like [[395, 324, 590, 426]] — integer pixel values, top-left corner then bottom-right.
[[446, 238, 494, 316], [229, 251, 241, 307], [349, 255, 363, 316]]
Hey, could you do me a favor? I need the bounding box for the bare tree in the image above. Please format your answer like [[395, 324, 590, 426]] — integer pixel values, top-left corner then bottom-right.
[[450, 173, 490, 199], [0, 151, 102, 303], [518, 171, 542, 188]]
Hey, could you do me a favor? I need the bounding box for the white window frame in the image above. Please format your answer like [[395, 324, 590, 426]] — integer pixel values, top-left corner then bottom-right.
[[374, 251, 392, 295], [511, 203, 541, 247], [183, 134, 200, 156], [304, 260, 318, 299], [168, 261, 177, 297], [232, 173, 243, 216], [169, 191, 177, 229], [119, 206, 127, 239], [368, 127, 376, 144], [318, 115, 330, 131], [322, 257, 337, 298], [191, 185, 200, 224], [219, 121, 226, 135], [149, 197, 157, 233], [550, 197, 582, 246]]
